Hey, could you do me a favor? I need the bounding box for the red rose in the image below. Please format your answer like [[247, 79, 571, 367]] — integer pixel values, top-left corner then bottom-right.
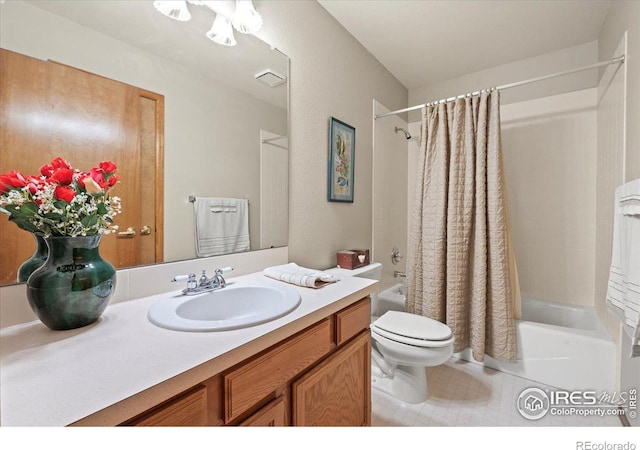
[[51, 157, 71, 170], [40, 164, 54, 177], [0, 170, 27, 193], [41, 157, 71, 177], [54, 185, 76, 202], [26, 176, 44, 195], [107, 174, 119, 188], [99, 161, 117, 174], [76, 171, 89, 189], [52, 168, 74, 185], [89, 168, 106, 189]]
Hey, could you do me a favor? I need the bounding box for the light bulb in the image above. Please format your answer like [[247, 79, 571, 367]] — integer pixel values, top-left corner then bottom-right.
[[232, 0, 262, 34], [206, 14, 237, 46], [153, 1, 191, 22]]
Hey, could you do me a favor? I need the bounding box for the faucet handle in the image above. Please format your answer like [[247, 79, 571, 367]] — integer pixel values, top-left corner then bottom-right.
[[172, 274, 196, 282], [172, 273, 197, 290], [199, 270, 209, 285], [215, 267, 233, 275]]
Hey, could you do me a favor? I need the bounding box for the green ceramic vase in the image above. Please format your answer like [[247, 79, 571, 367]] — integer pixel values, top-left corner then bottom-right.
[[26, 235, 116, 330], [17, 234, 49, 283]]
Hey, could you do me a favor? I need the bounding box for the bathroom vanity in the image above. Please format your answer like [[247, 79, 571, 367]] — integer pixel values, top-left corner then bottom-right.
[[0, 272, 376, 427]]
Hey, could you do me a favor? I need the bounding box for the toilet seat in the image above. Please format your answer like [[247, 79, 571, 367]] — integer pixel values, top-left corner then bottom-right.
[[371, 311, 454, 348]]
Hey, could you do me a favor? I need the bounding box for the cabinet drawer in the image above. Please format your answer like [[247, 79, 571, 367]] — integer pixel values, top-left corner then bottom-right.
[[224, 318, 333, 423], [240, 397, 287, 426], [128, 385, 207, 426], [335, 297, 370, 346]]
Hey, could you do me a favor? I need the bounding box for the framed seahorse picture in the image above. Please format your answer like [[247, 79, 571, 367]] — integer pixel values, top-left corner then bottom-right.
[[327, 116, 355, 203]]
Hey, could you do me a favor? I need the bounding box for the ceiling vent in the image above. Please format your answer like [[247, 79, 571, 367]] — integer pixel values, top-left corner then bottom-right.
[[255, 70, 286, 87]]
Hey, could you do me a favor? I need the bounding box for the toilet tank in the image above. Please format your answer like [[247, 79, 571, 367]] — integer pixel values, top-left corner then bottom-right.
[[324, 262, 382, 315]]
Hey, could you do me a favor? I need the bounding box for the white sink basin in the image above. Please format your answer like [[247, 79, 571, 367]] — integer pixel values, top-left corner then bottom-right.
[[148, 281, 302, 332]]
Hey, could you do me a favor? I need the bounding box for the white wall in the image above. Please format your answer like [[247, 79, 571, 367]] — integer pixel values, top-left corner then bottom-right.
[[0, 1, 287, 262], [408, 40, 599, 122], [373, 100, 408, 291], [501, 89, 597, 307], [256, 1, 408, 270], [597, 0, 640, 425]]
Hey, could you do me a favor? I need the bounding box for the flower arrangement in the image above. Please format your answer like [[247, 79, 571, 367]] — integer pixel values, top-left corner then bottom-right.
[[0, 157, 121, 236]]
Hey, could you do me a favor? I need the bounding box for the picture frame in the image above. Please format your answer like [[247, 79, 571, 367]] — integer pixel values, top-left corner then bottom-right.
[[327, 117, 355, 202]]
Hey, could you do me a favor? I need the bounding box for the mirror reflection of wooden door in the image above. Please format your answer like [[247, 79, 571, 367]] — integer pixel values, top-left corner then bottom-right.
[[0, 49, 164, 284]]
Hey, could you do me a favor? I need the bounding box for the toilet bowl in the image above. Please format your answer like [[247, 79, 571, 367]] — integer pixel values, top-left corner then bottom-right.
[[370, 310, 454, 403], [325, 263, 454, 404]]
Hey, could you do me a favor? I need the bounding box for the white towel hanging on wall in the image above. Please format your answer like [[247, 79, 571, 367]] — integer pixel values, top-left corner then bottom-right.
[[193, 197, 250, 257], [606, 179, 640, 357]]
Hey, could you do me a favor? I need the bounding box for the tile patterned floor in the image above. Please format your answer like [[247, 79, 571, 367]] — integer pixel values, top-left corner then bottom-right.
[[371, 357, 622, 427]]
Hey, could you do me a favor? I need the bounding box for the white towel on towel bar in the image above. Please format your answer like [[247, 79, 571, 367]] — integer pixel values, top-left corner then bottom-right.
[[619, 178, 640, 216], [606, 179, 640, 357], [194, 197, 250, 257], [263, 263, 339, 289]]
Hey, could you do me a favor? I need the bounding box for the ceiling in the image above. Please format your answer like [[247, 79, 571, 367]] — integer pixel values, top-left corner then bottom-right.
[[318, 0, 612, 90]]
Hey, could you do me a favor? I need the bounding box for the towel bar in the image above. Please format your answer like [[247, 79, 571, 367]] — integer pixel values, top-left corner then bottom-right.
[[189, 196, 249, 205]]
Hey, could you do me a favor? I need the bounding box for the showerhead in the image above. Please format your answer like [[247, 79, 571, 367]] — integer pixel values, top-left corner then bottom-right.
[[395, 126, 411, 140]]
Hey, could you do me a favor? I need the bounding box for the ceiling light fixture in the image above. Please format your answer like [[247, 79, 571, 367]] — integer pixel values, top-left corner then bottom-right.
[[206, 14, 237, 46], [152, 1, 192, 22], [232, 0, 263, 34], [152, 0, 262, 47]]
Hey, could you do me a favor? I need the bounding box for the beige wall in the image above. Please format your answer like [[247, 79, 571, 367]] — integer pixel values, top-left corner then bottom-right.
[[0, 1, 287, 263], [599, 1, 640, 183], [501, 89, 597, 307], [408, 40, 599, 122], [597, 0, 640, 424], [256, 1, 408, 270], [373, 100, 408, 291]]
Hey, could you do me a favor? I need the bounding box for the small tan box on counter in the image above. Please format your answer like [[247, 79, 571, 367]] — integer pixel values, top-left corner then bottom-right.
[[336, 249, 370, 270]]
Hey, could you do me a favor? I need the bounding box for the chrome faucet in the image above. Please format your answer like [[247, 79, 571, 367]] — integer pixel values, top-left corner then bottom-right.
[[172, 267, 233, 295], [393, 270, 407, 279]]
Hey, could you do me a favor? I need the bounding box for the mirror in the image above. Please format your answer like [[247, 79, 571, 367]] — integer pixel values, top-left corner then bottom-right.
[[0, 0, 289, 286]]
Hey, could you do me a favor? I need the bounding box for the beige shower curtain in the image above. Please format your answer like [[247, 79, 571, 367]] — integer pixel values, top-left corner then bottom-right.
[[406, 90, 519, 363]]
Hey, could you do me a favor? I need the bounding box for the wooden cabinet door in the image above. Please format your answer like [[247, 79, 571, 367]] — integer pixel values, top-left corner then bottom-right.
[[127, 386, 208, 426], [0, 49, 164, 283], [292, 330, 371, 426], [239, 397, 287, 426]]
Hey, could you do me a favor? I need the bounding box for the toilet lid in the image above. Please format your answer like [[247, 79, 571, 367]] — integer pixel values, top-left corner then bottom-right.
[[372, 311, 452, 341]]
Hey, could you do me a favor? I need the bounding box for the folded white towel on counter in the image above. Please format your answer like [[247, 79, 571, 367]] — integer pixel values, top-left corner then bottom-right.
[[619, 178, 640, 216], [263, 263, 339, 289], [606, 179, 640, 357]]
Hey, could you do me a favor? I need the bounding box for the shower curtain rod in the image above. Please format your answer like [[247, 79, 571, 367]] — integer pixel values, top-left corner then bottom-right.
[[374, 55, 625, 120]]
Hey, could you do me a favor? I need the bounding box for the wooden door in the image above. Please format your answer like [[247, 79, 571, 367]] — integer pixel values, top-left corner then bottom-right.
[[292, 331, 371, 426], [0, 49, 164, 283]]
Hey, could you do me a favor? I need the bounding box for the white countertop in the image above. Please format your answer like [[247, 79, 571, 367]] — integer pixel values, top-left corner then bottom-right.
[[0, 272, 377, 426]]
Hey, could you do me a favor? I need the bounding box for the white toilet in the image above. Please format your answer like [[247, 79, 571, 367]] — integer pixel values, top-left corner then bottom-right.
[[326, 263, 454, 404]]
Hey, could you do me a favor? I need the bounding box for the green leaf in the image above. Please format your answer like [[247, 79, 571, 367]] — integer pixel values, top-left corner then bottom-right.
[[81, 215, 98, 228], [20, 202, 39, 217], [44, 212, 66, 222], [10, 218, 39, 233], [96, 203, 108, 215], [53, 201, 67, 210], [2, 204, 19, 215]]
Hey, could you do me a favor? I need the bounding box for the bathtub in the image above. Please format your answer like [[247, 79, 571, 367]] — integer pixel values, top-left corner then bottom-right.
[[379, 285, 616, 393]]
